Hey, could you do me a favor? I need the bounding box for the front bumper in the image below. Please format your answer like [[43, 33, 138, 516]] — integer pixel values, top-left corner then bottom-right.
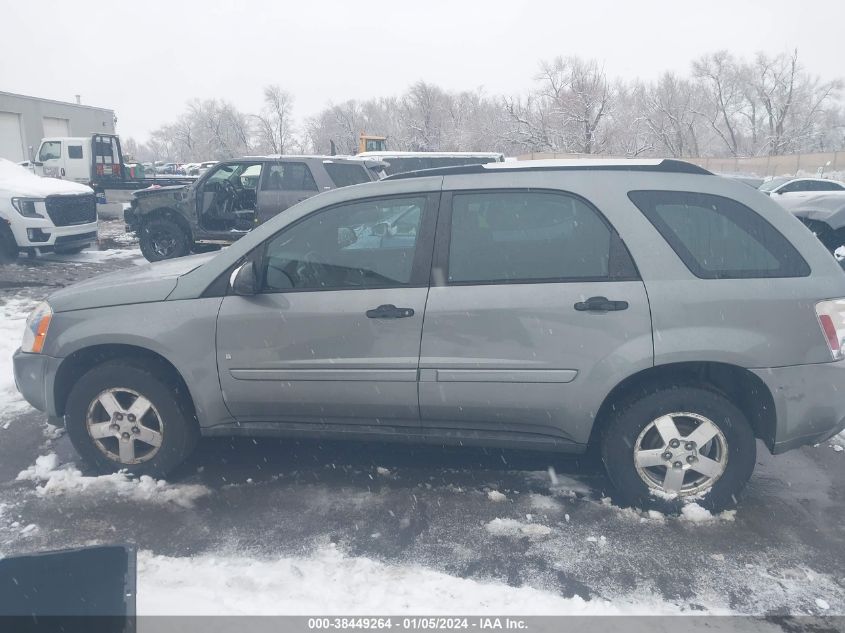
[[10, 218, 98, 249], [751, 360, 845, 454], [13, 348, 61, 416]]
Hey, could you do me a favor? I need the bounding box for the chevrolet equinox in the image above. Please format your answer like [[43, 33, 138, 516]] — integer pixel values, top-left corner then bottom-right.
[[14, 159, 845, 511]]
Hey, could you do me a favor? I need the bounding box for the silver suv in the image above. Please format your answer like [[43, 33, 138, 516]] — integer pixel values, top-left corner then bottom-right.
[[13, 159, 845, 511]]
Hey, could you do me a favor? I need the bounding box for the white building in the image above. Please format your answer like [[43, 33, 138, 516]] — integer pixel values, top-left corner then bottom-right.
[[0, 91, 115, 162]]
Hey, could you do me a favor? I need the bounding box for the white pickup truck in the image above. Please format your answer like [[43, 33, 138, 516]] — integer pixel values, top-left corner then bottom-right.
[[0, 158, 98, 262]]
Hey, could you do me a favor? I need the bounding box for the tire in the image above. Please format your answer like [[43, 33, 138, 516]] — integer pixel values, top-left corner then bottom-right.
[[139, 217, 190, 262], [0, 223, 19, 264], [601, 385, 756, 513], [65, 358, 199, 478]]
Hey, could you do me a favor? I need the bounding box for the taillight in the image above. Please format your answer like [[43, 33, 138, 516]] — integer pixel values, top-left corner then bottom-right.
[[815, 300, 845, 360]]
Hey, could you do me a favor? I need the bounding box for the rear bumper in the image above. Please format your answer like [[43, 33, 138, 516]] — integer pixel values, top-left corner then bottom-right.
[[751, 361, 845, 454]]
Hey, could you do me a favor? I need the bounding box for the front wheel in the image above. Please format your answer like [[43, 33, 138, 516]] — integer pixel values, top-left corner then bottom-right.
[[139, 218, 190, 262], [0, 223, 19, 264], [65, 359, 198, 477], [601, 385, 756, 512]]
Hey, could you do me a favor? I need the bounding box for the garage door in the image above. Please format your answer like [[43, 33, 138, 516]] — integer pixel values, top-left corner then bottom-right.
[[0, 112, 24, 162], [43, 117, 70, 137]]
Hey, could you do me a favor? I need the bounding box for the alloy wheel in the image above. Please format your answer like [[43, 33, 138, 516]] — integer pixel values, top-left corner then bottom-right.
[[85, 387, 164, 464], [633, 412, 728, 496]]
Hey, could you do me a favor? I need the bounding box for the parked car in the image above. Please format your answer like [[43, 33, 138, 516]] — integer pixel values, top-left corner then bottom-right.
[[357, 151, 504, 176], [759, 176, 845, 210], [721, 174, 764, 188], [789, 192, 845, 257], [125, 155, 382, 262], [14, 159, 845, 512], [0, 158, 98, 262], [155, 163, 179, 175]]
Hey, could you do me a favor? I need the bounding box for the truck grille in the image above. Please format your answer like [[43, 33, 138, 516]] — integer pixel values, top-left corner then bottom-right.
[[45, 194, 97, 226]]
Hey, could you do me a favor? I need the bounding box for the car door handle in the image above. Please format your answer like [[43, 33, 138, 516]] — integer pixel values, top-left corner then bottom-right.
[[366, 304, 415, 319], [574, 296, 629, 312]]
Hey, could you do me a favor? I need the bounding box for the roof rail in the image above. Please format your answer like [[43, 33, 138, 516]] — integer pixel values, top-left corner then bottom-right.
[[383, 158, 712, 180]]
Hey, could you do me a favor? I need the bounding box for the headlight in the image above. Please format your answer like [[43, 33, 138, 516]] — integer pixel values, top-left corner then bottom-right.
[[11, 197, 45, 219], [22, 302, 53, 354]]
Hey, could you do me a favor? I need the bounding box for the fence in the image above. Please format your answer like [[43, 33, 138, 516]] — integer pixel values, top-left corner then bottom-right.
[[516, 151, 845, 178]]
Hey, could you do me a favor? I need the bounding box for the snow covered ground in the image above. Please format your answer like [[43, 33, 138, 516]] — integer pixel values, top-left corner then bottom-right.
[[137, 545, 695, 616]]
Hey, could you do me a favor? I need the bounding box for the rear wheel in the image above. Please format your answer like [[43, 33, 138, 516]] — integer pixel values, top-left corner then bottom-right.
[[139, 217, 190, 262], [65, 359, 198, 477], [601, 385, 756, 512], [0, 223, 19, 264]]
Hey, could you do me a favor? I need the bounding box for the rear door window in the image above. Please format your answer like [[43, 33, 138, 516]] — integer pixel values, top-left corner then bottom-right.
[[628, 190, 810, 279], [262, 163, 318, 191], [813, 181, 845, 191], [323, 162, 371, 187], [447, 190, 637, 283]]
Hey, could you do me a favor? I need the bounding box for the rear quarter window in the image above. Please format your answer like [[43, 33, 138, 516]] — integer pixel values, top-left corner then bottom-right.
[[323, 163, 371, 187], [628, 190, 810, 279]]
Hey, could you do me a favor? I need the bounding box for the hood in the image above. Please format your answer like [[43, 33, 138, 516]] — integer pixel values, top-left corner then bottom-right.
[[0, 158, 93, 197], [48, 252, 217, 313], [132, 184, 187, 198], [790, 193, 845, 220]]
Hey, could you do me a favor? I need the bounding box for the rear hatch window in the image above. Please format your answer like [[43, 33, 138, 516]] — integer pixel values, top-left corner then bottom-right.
[[324, 162, 371, 187], [628, 190, 810, 279]]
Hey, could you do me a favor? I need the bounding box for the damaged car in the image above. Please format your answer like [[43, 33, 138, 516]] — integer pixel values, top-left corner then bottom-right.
[[125, 156, 383, 261]]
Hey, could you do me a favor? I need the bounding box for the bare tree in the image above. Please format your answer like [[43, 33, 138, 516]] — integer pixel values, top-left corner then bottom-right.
[[254, 85, 295, 155], [692, 51, 745, 156]]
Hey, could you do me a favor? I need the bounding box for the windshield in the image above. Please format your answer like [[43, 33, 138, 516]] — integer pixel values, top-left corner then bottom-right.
[[759, 177, 791, 192]]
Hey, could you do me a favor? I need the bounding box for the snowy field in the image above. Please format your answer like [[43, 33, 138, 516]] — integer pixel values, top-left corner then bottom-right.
[[0, 235, 844, 622]]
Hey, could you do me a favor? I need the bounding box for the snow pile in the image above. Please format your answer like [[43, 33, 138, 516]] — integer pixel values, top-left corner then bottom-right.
[[17, 453, 210, 508], [137, 544, 685, 616], [484, 517, 552, 538], [45, 247, 144, 263], [0, 158, 92, 196], [679, 503, 736, 524], [487, 490, 507, 502], [0, 298, 37, 423], [529, 494, 561, 511]]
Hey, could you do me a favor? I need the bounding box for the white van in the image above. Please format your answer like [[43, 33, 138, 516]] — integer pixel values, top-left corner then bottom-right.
[[0, 158, 98, 261]]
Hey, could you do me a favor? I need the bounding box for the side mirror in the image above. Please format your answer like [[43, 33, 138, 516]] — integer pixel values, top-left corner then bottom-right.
[[230, 261, 257, 296]]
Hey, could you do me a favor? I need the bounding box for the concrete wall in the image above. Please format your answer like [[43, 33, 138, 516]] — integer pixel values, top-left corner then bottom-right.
[[0, 91, 115, 161]]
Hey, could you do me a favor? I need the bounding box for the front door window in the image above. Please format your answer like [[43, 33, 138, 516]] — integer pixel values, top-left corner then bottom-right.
[[262, 196, 426, 291], [199, 162, 263, 231]]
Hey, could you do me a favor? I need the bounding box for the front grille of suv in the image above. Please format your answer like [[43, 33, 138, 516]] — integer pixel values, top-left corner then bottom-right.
[[45, 194, 97, 226]]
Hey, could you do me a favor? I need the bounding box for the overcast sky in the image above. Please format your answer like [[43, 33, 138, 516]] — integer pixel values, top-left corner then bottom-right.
[[3, 0, 843, 141]]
